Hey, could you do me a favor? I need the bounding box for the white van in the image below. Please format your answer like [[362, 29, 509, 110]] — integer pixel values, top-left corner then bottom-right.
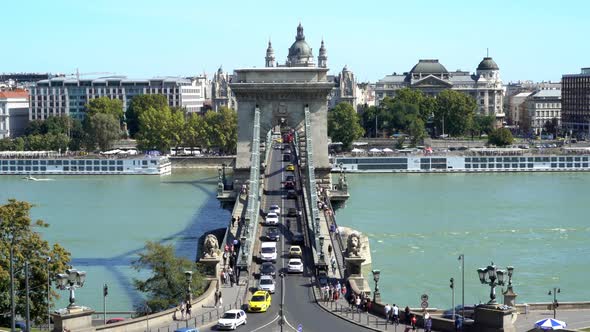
[[260, 242, 277, 263]]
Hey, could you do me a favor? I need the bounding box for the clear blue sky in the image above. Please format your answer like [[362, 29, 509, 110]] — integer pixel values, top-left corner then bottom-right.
[[2, 0, 588, 83]]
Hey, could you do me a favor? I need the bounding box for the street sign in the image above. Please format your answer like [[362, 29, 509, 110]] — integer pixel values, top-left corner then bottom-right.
[[421, 294, 429, 302], [421, 301, 429, 309], [298, 323, 303, 332]]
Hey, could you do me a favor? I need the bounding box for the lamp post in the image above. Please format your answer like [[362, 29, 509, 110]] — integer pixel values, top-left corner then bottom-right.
[[458, 254, 465, 321], [56, 268, 87, 309], [477, 262, 506, 305], [8, 234, 16, 332], [548, 288, 560, 319], [319, 236, 325, 261], [185, 270, 193, 302], [372, 269, 381, 303], [47, 257, 51, 331]]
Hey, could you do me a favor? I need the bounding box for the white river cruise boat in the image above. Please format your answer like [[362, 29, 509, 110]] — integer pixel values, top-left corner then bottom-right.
[[0, 151, 171, 175]]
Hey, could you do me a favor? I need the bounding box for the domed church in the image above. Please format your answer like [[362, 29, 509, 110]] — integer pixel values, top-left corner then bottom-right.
[[375, 57, 505, 125], [265, 23, 327, 68]]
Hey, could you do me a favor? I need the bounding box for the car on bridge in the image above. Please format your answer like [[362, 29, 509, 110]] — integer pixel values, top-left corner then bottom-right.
[[283, 180, 295, 189], [289, 245, 302, 258], [286, 164, 295, 171], [263, 227, 280, 241], [217, 309, 247, 330], [285, 175, 295, 182], [283, 154, 291, 162], [259, 262, 276, 278], [248, 291, 272, 312], [287, 208, 297, 217], [263, 212, 279, 225], [291, 232, 304, 245], [286, 189, 297, 199], [258, 275, 276, 293], [288, 258, 304, 273], [259, 242, 277, 263], [268, 204, 281, 215]]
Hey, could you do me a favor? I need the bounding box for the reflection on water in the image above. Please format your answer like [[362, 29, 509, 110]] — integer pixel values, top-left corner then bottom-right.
[[0, 169, 229, 311], [335, 173, 590, 307]]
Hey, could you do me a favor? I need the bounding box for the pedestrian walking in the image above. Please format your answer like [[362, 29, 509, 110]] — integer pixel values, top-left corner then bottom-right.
[[218, 291, 223, 308], [404, 306, 411, 325], [392, 304, 399, 324], [223, 251, 228, 266], [186, 301, 192, 318], [328, 244, 332, 256], [328, 286, 333, 301], [410, 314, 417, 330], [355, 296, 361, 311], [424, 312, 432, 332], [341, 284, 347, 298], [231, 216, 236, 227], [214, 290, 219, 306], [384, 303, 392, 321], [180, 301, 185, 319], [229, 269, 234, 287]]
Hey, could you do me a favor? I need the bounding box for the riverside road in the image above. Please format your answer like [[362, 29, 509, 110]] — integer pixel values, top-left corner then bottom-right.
[[201, 144, 372, 331]]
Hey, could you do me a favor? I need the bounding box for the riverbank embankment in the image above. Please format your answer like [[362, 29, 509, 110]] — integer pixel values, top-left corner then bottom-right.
[[170, 156, 235, 168]]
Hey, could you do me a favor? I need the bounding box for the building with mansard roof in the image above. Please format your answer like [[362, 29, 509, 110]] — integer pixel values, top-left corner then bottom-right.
[[375, 57, 505, 125]]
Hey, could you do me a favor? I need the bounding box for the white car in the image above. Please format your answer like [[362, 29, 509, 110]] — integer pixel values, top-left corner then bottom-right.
[[287, 258, 304, 273], [269, 204, 281, 215], [260, 242, 277, 262], [258, 275, 276, 293], [264, 212, 279, 225], [217, 309, 247, 330]]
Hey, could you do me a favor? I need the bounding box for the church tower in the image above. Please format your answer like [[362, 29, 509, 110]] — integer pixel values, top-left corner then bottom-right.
[[286, 23, 315, 67], [318, 39, 327, 68], [265, 40, 275, 67]]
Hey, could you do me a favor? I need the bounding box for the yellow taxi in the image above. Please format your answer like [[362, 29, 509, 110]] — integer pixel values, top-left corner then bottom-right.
[[248, 290, 272, 312], [286, 164, 295, 171], [275, 137, 283, 143], [289, 245, 302, 258]]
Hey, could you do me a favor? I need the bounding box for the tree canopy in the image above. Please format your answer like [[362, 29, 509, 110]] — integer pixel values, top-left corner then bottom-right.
[[126, 95, 169, 138], [85, 97, 124, 121], [132, 241, 205, 313], [433, 89, 477, 137], [0, 199, 72, 326], [83, 113, 122, 151], [328, 102, 365, 149], [488, 128, 514, 147]]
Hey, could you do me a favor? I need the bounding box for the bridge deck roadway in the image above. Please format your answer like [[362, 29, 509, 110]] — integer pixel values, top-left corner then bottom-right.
[[202, 142, 372, 332]]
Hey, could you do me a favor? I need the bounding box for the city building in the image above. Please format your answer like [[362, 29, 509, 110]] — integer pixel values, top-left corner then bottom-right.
[[562, 68, 590, 135], [328, 66, 357, 110], [375, 57, 505, 124], [526, 89, 561, 135], [29, 76, 209, 120], [211, 67, 236, 111], [356, 83, 376, 109], [0, 90, 29, 139], [504, 80, 561, 125], [508, 92, 533, 130]]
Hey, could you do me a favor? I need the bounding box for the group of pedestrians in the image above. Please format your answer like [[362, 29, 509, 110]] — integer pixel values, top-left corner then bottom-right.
[[220, 266, 236, 287], [382, 303, 432, 332], [222, 239, 239, 268], [173, 300, 192, 321], [321, 281, 346, 302], [348, 292, 373, 312]]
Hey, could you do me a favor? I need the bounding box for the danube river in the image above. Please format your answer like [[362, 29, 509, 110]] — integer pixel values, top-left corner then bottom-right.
[[0, 170, 229, 312], [335, 172, 590, 308], [2, 171, 589, 312]]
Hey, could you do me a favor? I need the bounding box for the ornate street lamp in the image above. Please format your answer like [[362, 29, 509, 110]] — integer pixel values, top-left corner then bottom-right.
[[185, 271, 193, 302], [548, 288, 560, 319], [56, 268, 87, 309], [372, 269, 381, 303], [477, 262, 506, 304]]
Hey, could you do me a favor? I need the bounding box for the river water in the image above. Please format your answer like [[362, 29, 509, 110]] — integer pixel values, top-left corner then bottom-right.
[[0, 170, 229, 312], [1, 171, 588, 312], [335, 172, 590, 309]]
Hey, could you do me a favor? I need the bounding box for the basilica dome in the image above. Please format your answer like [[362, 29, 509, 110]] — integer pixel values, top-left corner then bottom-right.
[[477, 57, 499, 71], [288, 39, 312, 58], [410, 59, 448, 74]]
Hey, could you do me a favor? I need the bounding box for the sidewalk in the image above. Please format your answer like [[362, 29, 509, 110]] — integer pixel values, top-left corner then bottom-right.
[[150, 279, 249, 331]]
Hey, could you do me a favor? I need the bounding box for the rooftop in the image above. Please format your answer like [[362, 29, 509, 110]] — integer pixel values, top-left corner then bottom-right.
[[0, 90, 29, 99], [532, 89, 561, 98]]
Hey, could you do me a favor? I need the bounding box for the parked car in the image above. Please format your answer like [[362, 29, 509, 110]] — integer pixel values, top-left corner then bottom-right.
[[287, 208, 297, 217], [106, 318, 125, 324], [287, 258, 304, 273], [248, 291, 272, 312], [217, 309, 247, 330], [268, 204, 281, 215], [289, 245, 302, 258], [258, 275, 276, 293], [442, 305, 477, 319], [263, 227, 280, 241], [259, 262, 276, 278], [264, 212, 279, 225]]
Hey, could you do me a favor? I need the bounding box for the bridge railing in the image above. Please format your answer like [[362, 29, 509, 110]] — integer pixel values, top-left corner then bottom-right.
[[304, 108, 322, 253], [237, 107, 261, 269]]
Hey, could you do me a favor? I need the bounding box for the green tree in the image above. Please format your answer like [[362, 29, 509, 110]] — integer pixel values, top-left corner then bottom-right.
[[407, 115, 426, 146], [544, 118, 559, 138], [24, 135, 50, 151], [0, 199, 72, 326], [136, 106, 174, 152], [474, 115, 496, 137], [488, 128, 514, 147], [86, 97, 124, 121], [433, 90, 477, 137], [24, 120, 47, 136], [391, 88, 436, 122], [0, 138, 16, 151], [328, 102, 365, 150], [204, 107, 237, 154], [84, 113, 122, 151], [183, 113, 210, 150], [126, 95, 169, 138], [132, 241, 205, 313]]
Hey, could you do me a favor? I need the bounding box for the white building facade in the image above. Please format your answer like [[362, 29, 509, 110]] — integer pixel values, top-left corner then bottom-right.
[[0, 91, 29, 138], [375, 57, 505, 124], [527, 89, 561, 135], [29, 76, 208, 120]]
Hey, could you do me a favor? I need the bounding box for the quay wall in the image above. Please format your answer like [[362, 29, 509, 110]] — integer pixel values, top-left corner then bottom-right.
[[170, 156, 235, 168]]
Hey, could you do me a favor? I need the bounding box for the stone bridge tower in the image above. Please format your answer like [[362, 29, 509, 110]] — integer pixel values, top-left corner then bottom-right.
[[230, 24, 334, 186]]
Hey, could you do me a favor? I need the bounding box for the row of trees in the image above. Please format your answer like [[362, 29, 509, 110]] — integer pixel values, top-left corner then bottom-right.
[[0, 199, 207, 324], [0, 95, 238, 154]]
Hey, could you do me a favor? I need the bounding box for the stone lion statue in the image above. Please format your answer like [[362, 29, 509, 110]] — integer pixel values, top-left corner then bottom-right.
[[203, 234, 219, 258], [346, 232, 361, 257]]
